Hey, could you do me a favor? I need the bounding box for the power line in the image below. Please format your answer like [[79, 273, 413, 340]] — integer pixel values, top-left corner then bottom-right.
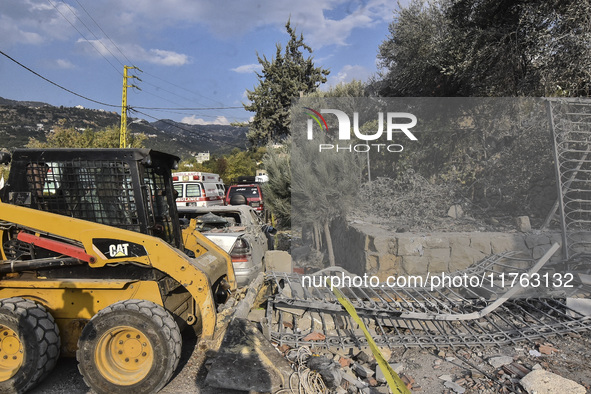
[[73, 0, 134, 66], [46, 0, 122, 76], [59, 0, 125, 68], [141, 70, 228, 107], [55, 1, 240, 114], [133, 106, 243, 110], [0, 49, 119, 108], [133, 107, 230, 119]]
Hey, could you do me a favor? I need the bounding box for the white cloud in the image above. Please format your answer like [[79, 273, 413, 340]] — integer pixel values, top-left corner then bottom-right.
[[325, 64, 371, 87], [181, 115, 230, 125], [54, 59, 76, 69], [0, 16, 44, 45], [231, 64, 263, 74], [1, 0, 395, 53], [76, 39, 191, 66], [147, 49, 190, 66], [111, 0, 394, 48], [0, 1, 80, 46]]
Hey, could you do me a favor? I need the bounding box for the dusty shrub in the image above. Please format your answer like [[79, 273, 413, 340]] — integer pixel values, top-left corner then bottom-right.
[[357, 170, 457, 227]]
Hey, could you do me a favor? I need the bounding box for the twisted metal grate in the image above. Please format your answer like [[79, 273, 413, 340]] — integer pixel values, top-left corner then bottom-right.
[[266, 247, 591, 349], [548, 98, 591, 260]]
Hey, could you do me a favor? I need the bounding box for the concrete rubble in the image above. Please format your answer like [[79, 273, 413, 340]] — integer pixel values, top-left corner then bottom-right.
[[520, 370, 586, 394]]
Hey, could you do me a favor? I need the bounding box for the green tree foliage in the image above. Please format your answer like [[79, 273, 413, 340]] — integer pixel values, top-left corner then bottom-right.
[[372, 0, 591, 223], [27, 125, 146, 148], [261, 143, 291, 229], [291, 133, 362, 266], [377, 1, 452, 96], [377, 0, 591, 97], [260, 81, 369, 232], [178, 147, 266, 185], [244, 20, 329, 147]]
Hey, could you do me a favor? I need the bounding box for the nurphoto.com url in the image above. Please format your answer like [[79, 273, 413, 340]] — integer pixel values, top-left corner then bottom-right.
[[302, 271, 574, 292]]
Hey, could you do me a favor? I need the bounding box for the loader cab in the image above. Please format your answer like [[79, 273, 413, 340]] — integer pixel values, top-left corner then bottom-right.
[[1, 148, 183, 249]]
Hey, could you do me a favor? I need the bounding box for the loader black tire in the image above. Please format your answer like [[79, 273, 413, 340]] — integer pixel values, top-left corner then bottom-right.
[[0, 297, 61, 393], [77, 299, 182, 394]]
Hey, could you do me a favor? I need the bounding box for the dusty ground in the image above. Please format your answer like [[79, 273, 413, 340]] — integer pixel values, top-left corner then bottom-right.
[[29, 318, 591, 394], [377, 330, 591, 393]]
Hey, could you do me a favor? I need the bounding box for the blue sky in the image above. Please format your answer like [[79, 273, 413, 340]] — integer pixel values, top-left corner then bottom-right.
[[0, 0, 400, 125]]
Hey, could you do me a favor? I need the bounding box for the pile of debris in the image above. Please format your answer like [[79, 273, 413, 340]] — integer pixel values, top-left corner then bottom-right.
[[265, 332, 590, 393]]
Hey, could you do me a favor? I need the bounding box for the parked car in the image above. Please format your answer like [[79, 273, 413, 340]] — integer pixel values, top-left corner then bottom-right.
[[172, 171, 224, 207], [178, 205, 276, 287], [225, 182, 264, 211]]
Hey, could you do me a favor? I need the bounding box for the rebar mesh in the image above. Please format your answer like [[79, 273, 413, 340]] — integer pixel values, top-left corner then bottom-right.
[[548, 98, 591, 259], [267, 249, 591, 349]]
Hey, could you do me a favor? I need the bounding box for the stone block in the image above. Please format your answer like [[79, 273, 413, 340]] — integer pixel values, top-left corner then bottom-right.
[[424, 236, 450, 249], [447, 234, 471, 247], [424, 248, 450, 261], [364, 235, 371, 251], [264, 250, 292, 273], [524, 234, 537, 249], [470, 234, 492, 255], [375, 268, 399, 283], [366, 254, 378, 272], [400, 256, 428, 275], [532, 245, 548, 259], [378, 254, 401, 272], [520, 370, 586, 394], [447, 204, 464, 218], [526, 234, 551, 249], [428, 258, 449, 273], [516, 216, 531, 232], [373, 236, 395, 255], [450, 244, 485, 270], [425, 248, 450, 273], [397, 237, 424, 256], [491, 234, 527, 254]]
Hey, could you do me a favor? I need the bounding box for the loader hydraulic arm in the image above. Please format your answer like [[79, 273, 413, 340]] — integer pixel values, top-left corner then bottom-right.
[[0, 202, 219, 339]]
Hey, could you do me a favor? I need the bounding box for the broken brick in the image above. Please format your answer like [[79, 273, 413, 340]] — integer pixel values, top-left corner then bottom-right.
[[538, 344, 558, 355], [277, 344, 290, 354], [302, 332, 326, 341], [338, 356, 351, 368], [401, 373, 415, 389]]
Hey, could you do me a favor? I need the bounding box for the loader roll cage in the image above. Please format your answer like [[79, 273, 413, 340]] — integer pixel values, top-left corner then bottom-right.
[[1, 149, 182, 249]]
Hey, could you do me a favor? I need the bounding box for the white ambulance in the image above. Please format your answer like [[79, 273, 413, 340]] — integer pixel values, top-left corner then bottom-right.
[[172, 172, 225, 207]]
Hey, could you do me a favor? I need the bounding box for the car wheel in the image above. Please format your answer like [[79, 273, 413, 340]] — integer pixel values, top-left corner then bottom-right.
[[77, 299, 181, 394]]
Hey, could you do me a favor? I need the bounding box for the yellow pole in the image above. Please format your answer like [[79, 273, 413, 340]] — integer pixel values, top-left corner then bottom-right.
[[120, 66, 142, 148], [120, 66, 129, 148]]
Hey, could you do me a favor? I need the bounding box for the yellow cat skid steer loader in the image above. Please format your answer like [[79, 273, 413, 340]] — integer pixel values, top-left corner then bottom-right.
[[0, 149, 236, 393]]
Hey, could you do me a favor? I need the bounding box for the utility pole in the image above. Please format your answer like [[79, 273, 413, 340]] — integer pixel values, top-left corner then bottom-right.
[[120, 65, 142, 148]]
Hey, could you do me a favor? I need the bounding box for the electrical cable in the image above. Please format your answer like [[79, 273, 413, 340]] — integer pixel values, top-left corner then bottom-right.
[[0, 49, 119, 108], [52, 0, 243, 116], [73, 0, 134, 66], [133, 106, 243, 110], [59, 0, 125, 68], [46, 0, 122, 76]]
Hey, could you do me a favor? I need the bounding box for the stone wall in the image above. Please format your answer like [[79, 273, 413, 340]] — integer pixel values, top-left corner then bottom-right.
[[331, 220, 565, 278]]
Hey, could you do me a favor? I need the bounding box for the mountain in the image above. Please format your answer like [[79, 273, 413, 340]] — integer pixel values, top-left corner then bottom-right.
[[148, 119, 248, 156], [0, 97, 248, 158]]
